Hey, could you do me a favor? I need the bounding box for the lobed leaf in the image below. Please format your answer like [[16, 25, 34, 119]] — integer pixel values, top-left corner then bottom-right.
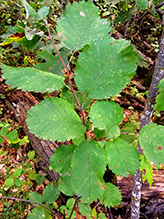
[[26, 97, 86, 142], [139, 123, 164, 165], [90, 101, 123, 139], [57, 0, 110, 51], [34, 48, 70, 75], [75, 38, 137, 99], [104, 138, 140, 177], [0, 63, 64, 93]]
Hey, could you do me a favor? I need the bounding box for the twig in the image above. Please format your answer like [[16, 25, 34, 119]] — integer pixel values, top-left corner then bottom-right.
[[44, 18, 86, 128], [0, 195, 56, 216], [131, 15, 164, 219], [68, 196, 79, 219]]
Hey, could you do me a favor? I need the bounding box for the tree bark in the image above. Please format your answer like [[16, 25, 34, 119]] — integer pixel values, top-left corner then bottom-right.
[[131, 14, 164, 219]]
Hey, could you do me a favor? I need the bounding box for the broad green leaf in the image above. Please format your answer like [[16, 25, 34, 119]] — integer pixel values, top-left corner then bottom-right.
[[38, 6, 49, 19], [27, 97, 86, 142], [13, 168, 22, 178], [27, 206, 52, 219], [50, 144, 76, 174], [42, 182, 59, 204], [78, 201, 91, 216], [21, 0, 40, 20], [28, 192, 43, 204], [7, 130, 18, 141], [100, 183, 121, 207], [0, 63, 64, 92], [139, 123, 164, 165], [75, 38, 137, 99], [140, 155, 153, 187], [57, 1, 110, 51], [28, 150, 35, 160], [136, 0, 149, 10], [156, 90, 164, 111], [15, 178, 22, 187], [104, 138, 140, 176], [66, 198, 75, 209], [0, 126, 8, 137], [35, 174, 45, 185], [5, 177, 14, 187], [34, 48, 70, 75], [71, 140, 106, 202], [19, 35, 41, 50], [21, 0, 46, 21], [59, 174, 75, 196], [90, 101, 123, 139]]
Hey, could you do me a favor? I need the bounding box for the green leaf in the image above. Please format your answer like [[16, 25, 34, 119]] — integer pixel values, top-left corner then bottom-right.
[[90, 101, 123, 139], [139, 123, 164, 165], [21, 0, 42, 21], [15, 178, 22, 187], [120, 122, 138, 144], [61, 88, 92, 110], [42, 182, 59, 204], [66, 198, 75, 209], [0, 126, 8, 137], [35, 174, 45, 185], [27, 206, 52, 219], [71, 140, 106, 202], [156, 90, 164, 111], [57, 1, 110, 51], [7, 130, 18, 141], [75, 38, 137, 99], [38, 6, 49, 19], [104, 138, 140, 176], [0, 63, 64, 92], [0, 137, 3, 143], [100, 183, 121, 207], [59, 174, 75, 196], [50, 144, 76, 174], [19, 35, 41, 50], [28, 150, 35, 160], [156, 79, 164, 110], [27, 97, 86, 142], [78, 201, 91, 216], [140, 154, 153, 187], [35, 48, 70, 76], [29, 192, 43, 204], [136, 0, 149, 10], [13, 168, 22, 178], [5, 177, 14, 187]]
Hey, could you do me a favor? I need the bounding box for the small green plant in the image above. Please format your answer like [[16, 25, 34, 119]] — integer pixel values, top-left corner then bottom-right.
[[0, 121, 29, 148]]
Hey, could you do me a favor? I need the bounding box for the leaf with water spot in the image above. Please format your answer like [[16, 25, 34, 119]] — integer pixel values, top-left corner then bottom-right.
[[57, 1, 110, 51], [139, 123, 164, 165]]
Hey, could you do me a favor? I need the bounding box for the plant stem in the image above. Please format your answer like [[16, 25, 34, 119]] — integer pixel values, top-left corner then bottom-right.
[[68, 196, 79, 219], [0, 195, 56, 216], [44, 18, 86, 127]]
